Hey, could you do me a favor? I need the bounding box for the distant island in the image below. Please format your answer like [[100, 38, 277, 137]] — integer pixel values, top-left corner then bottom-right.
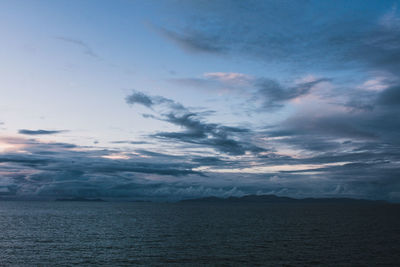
[[55, 197, 106, 202], [180, 194, 387, 204]]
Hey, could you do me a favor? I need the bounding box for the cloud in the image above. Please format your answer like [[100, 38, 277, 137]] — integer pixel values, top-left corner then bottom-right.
[[157, 27, 227, 54], [1, 135, 399, 201], [125, 91, 155, 107], [18, 129, 67, 135], [126, 91, 266, 155], [123, 87, 400, 204], [153, 112, 263, 155], [358, 77, 390, 92], [255, 78, 331, 109], [110, 140, 149, 145], [0, 137, 211, 199], [155, 1, 342, 63], [170, 73, 252, 96], [204, 72, 251, 83], [254, 92, 400, 202], [54, 36, 100, 59], [171, 72, 331, 110], [0, 137, 277, 201], [377, 85, 400, 106], [353, 13, 400, 75], [3, 2, 400, 202], [126, 90, 185, 111], [156, 1, 400, 77]]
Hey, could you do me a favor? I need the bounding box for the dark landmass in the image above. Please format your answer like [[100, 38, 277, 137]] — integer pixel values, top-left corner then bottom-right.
[[180, 194, 387, 204], [128, 200, 152, 203], [55, 197, 106, 202], [0, 195, 391, 203]]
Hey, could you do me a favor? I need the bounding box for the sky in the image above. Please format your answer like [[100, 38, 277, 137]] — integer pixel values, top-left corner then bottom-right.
[[1, 0, 400, 201]]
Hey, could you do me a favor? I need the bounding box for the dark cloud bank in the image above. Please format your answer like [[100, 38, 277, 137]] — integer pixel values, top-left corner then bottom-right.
[[0, 137, 274, 201]]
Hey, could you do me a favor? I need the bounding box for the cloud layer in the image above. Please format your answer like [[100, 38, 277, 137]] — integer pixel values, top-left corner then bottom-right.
[[18, 129, 67, 135], [1, 1, 400, 202]]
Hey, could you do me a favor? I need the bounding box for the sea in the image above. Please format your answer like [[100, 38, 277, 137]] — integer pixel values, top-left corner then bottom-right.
[[0, 201, 399, 266]]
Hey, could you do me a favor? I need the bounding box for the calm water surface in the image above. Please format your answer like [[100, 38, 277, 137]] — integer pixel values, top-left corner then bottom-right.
[[0, 201, 399, 266]]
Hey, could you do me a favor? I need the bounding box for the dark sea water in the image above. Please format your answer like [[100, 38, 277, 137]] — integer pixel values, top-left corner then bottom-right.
[[0, 201, 399, 266]]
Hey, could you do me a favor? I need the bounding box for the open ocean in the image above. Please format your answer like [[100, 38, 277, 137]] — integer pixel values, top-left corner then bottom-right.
[[0, 201, 399, 266]]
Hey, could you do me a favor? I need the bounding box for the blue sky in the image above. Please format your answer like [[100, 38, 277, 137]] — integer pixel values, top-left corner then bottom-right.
[[1, 0, 400, 201]]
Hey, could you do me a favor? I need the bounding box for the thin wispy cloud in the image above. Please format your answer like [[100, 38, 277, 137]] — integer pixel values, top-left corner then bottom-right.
[[171, 72, 331, 110], [54, 36, 100, 59], [157, 27, 227, 54]]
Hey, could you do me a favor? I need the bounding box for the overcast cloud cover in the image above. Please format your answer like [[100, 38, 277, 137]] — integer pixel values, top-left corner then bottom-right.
[[0, 0, 399, 201]]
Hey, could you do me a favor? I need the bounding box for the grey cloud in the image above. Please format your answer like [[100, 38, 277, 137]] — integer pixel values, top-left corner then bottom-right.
[[133, 149, 181, 159], [0, 154, 54, 166], [156, 1, 376, 67], [252, 150, 400, 201], [377, 85, 400, 106], [283, 115, 378, 140], [171, 73, 332, 112], [125, 92, 155, 107], [0, 138, 300, 201], [0, 138, 195, 175], [1, 137, 399, 201], [279, 136, 344, 152], [126, 91, 266, 155], [18, 129, 67, 135], [258, 104, 400, 201], [158, 27, 227, 54], [111, 140, 149, 145], [352, 17, 400, 75], [157, 0, 400, 83], [154, 112, 263, 155], [6, 2, 400, 202], [191, 156, 225, 166], [171, 77, 215, 89], [256, 78, 331, 109], [343, 100, 375, 112], [125, 91, 185, 111], [0, 138, 214, 200]]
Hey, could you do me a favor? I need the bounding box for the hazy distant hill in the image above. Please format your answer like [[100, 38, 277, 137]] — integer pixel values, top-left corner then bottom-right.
[[180, 194, 386, 204], [55, 197, 105, 202]]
